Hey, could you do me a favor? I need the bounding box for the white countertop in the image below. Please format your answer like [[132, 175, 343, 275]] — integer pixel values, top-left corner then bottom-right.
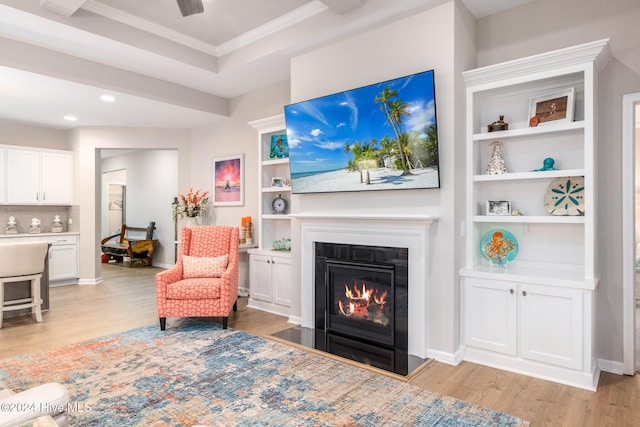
[[0, 232, 79, 238]]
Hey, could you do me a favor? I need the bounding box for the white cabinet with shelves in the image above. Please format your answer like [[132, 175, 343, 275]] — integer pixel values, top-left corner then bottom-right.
[[247, 114, 293, 317], [6, 148, 73, 205], [460, 39, 609, 390]]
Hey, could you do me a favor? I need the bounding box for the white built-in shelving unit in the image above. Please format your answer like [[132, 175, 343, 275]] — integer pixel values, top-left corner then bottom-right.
[[460, 39, 610, 390], [246, 115, 292, 317]]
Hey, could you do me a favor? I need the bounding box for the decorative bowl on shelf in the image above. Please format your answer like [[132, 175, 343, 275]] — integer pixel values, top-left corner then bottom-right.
[[480, 229, 518, 266], [543, 176, 585, 216], [272, 238, 291, 251]]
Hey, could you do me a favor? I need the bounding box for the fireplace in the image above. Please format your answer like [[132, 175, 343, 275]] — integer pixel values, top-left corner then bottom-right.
[[327, 260, 394, 346], [272, 213, 438, 376], [314, 242, 409, 374]]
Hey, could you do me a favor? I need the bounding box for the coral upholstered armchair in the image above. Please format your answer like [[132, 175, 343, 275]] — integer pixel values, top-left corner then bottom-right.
[[156, 226, 239, 330]]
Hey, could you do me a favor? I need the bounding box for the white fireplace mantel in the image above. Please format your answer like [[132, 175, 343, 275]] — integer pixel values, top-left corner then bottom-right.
[[290, 213, 440, 222], [295, 212, 439, 359]]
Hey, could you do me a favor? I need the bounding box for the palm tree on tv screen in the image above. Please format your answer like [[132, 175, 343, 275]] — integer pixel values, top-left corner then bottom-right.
[[374, 86, 412, 175]]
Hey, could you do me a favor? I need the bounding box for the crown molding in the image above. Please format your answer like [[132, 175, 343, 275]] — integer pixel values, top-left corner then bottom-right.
[[39, 0, 88, 17], [217, 1, 328, 56], [463, 38, 611, 87], [81, 0, 217, 55], [318, 0, 365, 15], [81, 0, 329, 58]]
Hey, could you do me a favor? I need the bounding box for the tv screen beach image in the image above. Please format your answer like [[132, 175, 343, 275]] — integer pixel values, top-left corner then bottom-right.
[[284, 70, 439, 194]]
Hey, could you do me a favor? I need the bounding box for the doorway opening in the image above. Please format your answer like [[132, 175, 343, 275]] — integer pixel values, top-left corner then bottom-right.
[[104, 170, 126, 239], [98, 149, 178, 270]]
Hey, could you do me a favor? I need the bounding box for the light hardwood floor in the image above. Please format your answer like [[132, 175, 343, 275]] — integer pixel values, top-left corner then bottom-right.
[[1, 264, 639, 426]]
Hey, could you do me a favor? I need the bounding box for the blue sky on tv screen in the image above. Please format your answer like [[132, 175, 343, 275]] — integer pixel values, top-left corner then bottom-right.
[[284, 70, 436, 176]]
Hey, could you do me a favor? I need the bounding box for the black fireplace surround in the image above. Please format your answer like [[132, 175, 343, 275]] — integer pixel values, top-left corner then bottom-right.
[[314, 242, 409, 375]]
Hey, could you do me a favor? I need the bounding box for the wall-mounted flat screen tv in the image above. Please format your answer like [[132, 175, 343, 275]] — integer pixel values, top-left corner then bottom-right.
[[284, 69, 439, 194]]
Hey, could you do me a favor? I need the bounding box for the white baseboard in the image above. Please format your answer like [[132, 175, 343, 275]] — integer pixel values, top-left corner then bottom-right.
[[78, 277, 102, 285], [288, 315, 301, 325], [598, 358, 624, 375], [153, 262, 173, 269], [427, 348, 462, 366]]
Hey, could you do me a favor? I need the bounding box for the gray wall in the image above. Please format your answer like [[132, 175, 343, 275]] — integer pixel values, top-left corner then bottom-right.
[[0, 120, 68, 150]]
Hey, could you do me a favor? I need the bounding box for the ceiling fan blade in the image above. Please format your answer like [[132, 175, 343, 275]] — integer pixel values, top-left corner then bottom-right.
[[177, 0, 204, 17]]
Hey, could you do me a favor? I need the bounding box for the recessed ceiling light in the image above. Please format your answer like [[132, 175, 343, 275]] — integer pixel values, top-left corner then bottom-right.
[[64, 115, 77, 121], [100, 94, 116, 102]]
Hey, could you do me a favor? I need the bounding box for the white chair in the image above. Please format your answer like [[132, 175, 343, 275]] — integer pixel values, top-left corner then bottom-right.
[[0, 381, 70, 427], [0, 242, 49, 329]]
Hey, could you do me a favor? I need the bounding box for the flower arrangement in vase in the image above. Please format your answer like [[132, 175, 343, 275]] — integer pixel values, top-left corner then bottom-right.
[[172, 188, 209, 226]]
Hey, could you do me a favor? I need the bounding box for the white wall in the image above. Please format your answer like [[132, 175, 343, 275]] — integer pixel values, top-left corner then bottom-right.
[[636, 106, 640, 247], [101, 150, 178, 267], [69, 127, 191, 283], [190, 81, 291, 230], [288, 1, 475, 358], [476, 0, 640, 364]]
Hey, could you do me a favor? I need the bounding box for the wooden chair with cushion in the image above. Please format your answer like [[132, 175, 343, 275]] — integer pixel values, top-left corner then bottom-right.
[[101, 221, 158, 267], [155, 225, 239, 330]]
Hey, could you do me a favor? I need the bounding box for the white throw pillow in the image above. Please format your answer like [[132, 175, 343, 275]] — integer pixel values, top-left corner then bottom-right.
[[182, 254, 229, 278]]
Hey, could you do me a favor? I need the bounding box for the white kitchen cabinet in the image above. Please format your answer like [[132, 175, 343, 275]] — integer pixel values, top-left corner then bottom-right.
[[247, 250, 291, 317], [7, 149, 39, 204], [41, 151, 73, 204], [460, 40, 609, 390], [7, 148, 73, 205], [0, 233, 79, 286], [47, 235, 79, 283]]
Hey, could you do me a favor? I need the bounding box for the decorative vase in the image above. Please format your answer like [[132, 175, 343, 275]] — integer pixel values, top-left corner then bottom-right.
[[186, 217, 200, 228]]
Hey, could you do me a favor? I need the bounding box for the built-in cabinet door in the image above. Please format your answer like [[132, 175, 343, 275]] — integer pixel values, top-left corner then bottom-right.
[[7, 149, 40, 203], [41, 152, 72, 204], [49, 244, 78, 281], [464, 278, 516, 355], [519, 283, 583, 370], [6, 149, 73, 205], [249, 254, 273, 302], [272, 254, 291, 307]]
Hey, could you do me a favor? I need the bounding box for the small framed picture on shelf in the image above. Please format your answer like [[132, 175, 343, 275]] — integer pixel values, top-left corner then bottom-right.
[[486, 200, 512, 216], [271, 177, 287, 188], [528, 87, 575, 127], [269, 134, 289, 159]]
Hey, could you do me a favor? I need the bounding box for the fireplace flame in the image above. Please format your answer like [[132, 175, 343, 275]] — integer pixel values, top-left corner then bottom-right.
[[338, 282, 389, 326]]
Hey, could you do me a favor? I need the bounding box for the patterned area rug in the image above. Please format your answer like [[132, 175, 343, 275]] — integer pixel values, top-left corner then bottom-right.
[[0, 321, 529, 426]]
